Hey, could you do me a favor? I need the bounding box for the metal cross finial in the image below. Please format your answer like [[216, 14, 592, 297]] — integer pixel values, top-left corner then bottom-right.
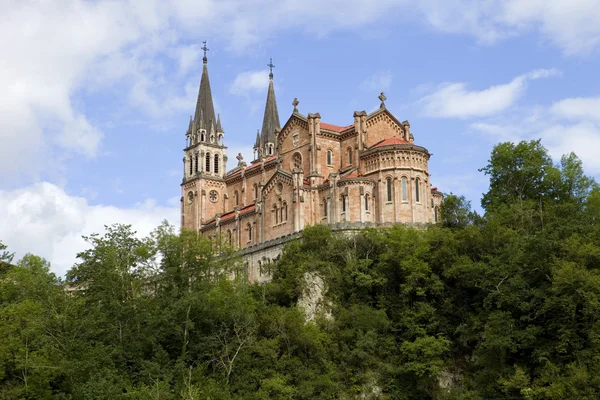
[[378, 92, 387, 108], [292, 97, 299, 112], [201, 41, 209, 63], [267, 58, 275, 78]]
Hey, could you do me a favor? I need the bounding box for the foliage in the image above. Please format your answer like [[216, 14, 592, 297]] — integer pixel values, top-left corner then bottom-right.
[[1, 140, 600, 399]]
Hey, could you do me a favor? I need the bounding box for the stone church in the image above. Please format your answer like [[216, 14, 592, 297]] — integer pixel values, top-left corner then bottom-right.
[[180, 48, 443, 282]]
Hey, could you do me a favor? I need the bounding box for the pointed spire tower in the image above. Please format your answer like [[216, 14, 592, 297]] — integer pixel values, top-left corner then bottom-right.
[[193, 41, 217, 136], [259, 58, 280, 158]]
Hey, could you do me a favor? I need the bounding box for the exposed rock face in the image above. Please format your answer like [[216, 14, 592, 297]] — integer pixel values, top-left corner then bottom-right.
[[297, 271, 332, 322]]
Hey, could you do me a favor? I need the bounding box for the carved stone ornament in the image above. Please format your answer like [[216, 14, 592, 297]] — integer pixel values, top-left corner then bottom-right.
[[292, 133, 299, 148], [187, 191, 194, 203]]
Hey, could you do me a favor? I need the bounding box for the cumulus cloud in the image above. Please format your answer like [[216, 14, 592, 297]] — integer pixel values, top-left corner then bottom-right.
[[551, 97, 600, 123], [470, 95, 600, 175], [361, 71, 393, 92], [230, 70, 270, 96], [419, 69, 559, 119], [0, 182, 179, 277], [417, 0, 600, 55]]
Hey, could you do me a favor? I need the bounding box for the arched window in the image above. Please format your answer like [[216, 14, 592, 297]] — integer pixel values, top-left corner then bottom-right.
[[327, 150, 333, 165], [200, 131, 206, 142], [293, 153, 302, 170], [341, 195, 346, 212], [194, 153, 199, 173], [247, 223, 252, 242], [401, 177, 407, 201], [415, 178, 420, 202], [214, 154, 219, 174], [347, 148, 353, 165], [283, 202, 288, 221], [227, 230, 232, 245], [253, 183, 258, 200], [188, 156, 193, 176], [365, 194, 370, 211], [386, 178, 393, 202], [323, 199, 328, 217], [234, 191, 239, 206], [205, 153, 211, 172], [274, 205, 279, 224]]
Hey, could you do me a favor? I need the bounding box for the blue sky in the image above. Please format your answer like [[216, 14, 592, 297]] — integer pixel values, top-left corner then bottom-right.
[[1, 0, 600, 275]]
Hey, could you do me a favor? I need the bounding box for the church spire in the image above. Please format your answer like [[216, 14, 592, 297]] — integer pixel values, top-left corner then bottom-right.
[[193, 41, 216, 134], [260, 58, 280, 155]]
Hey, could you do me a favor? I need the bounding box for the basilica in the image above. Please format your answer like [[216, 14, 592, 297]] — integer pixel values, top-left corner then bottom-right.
[[180, 47, 443, 281]]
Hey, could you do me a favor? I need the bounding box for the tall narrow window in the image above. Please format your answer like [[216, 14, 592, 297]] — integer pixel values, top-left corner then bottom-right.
[[386, 178, 393, 202], [194, 154, 199, 173], [365, 194, 369, 211], [401, 177, 407, 201], [283, 202, 288, 221], [253, 183, 258, 200], [247, 223, 252, 242], [341, 195, 346, 212], [189, 156, 193, 175], [227, 230, 232, 245], [347, 148, 353, 165], [415, 179, 420, 202], [205, 153, 211, 172], [201, 131, 206, 141], [327, 150, 333, 165], [293, 153, 302, 169], [234, 191, 239, 206], [214, 154, 219, 174], [434, 207, 439, 223], [323, 199, 328, 216], [275, 205, 279, 224]]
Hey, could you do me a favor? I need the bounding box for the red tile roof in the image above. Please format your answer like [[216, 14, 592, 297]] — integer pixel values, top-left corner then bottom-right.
[[371, 137, 410, 148], [219, 204, 256, 222], [227, 156, 278, 177], [342, 170, 361, 179], [320, 122, 354, 132]]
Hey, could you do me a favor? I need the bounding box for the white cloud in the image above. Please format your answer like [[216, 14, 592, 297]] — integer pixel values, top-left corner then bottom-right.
[[470, 95, 600, 175], [230, 70, 270, 96], [0, 182, 179, 277], [541, 122, 600, 173], [361, 71, 393, 92], [551, 97, 600, 123], [418, 0, 600, 55], [419, 69, 559, 119]]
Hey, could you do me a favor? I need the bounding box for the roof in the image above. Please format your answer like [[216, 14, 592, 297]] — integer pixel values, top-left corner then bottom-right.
[[370, 137, 411, 148], [320, 122, 354, 132]]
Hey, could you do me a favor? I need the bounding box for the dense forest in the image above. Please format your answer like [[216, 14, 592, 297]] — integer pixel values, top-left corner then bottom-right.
[[1, 140, 600, 399]]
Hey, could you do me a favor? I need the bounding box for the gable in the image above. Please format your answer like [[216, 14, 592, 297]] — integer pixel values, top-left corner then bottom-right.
[[277, 113, 308, 152], [365, 109, 407, 148]]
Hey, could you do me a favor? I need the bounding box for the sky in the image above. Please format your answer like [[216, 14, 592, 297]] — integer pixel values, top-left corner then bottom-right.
[[1, 0, 600, 276]]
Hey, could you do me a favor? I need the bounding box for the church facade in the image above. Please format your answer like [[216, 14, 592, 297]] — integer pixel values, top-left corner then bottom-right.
[[180, 50, 443, 282]]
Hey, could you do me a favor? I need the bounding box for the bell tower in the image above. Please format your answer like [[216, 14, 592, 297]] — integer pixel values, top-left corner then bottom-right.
[[181, 42, 227, 231]]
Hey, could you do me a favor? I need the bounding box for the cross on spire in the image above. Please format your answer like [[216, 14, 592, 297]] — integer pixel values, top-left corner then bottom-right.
[[267, 58, 275, 79], [201, 41, 209, 63]]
